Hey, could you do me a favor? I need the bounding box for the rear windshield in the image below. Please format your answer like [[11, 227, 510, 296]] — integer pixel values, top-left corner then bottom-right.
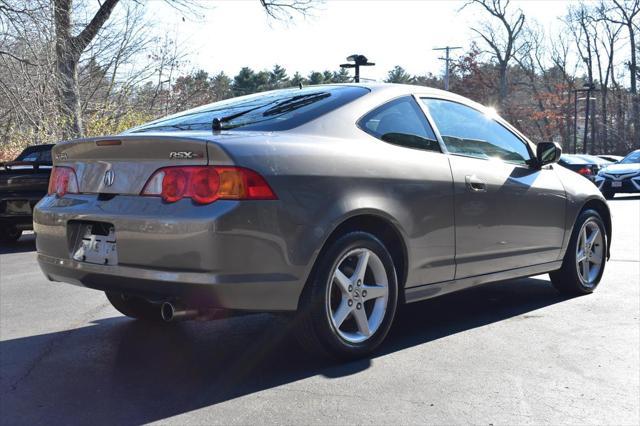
[[128, 85, 369, 133], [560, 155, 588, 164], [15, 145, 53, 163]]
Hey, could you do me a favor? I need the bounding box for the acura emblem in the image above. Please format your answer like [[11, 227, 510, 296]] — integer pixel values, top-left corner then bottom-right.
[[103, 169, 115, 187]]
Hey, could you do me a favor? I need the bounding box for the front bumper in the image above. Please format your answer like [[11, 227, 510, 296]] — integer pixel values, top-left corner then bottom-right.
[[595, 174, 640, 193], [34, 194, 307, 311]]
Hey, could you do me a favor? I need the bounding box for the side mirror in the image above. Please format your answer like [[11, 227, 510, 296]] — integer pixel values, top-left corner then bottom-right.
[[536, 142, 562, 167]]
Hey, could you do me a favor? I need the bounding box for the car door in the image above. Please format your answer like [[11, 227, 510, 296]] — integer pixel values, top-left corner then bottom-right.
[[358, 96, 456, 285], [420, 98, 566, 278]]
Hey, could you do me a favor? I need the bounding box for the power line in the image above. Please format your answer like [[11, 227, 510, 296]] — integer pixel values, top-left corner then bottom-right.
[[433, 46, 461, 91]]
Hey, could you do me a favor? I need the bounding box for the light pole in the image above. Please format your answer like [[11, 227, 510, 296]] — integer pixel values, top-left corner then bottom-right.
[[573, 83, 598, 154], [340, 54, 375, 83]]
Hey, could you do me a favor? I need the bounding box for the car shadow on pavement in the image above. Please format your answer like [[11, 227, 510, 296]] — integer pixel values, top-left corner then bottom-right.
[[0, 276, 571, 424], [0, 233, 36, 254]]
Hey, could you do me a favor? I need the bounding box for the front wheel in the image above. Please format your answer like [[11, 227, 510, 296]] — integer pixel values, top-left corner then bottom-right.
[[296, 232, 398, 360], [550, 209, 607, 296]]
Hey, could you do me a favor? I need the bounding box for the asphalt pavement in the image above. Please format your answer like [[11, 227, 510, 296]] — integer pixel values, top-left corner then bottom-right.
[[1, 196, 638, 425]]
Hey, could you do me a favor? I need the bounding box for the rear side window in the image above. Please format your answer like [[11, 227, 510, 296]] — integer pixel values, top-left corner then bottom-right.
[[358, 97, 440, 152], [129, 86, 370, 133], [421, 98, 532, 165]]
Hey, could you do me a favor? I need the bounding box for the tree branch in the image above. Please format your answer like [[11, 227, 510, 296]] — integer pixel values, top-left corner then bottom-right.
[[73, 0, 120, 54]]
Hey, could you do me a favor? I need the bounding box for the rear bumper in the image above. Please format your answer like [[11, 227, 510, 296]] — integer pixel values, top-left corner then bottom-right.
[[0, 192, 44, 228], [34, 194, 309, 311], [37, 253, 301, 311]]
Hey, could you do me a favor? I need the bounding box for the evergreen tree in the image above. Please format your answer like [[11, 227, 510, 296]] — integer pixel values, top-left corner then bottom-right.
[[254, 70, 271, 92], [269, 65, 289, 88], [308, 71, 325, 85], [385, 66, 414, 84], [233, 67, 258, 96], [290, 72, 307, 87], [211, 72, 233, 101], [332, 68, 351, 83]]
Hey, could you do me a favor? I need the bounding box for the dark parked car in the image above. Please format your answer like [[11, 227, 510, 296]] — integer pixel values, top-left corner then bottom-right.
[[34, 84, 610, 359], [558, 154, 609, 181], [0, 144, 53, 242], [597, 154, 623, 163], [595, 149, 640, 199]]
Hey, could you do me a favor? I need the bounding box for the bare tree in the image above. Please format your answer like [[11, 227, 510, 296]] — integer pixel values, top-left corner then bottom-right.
[[53, 0, 120, 138], [52, 0, 317, 139], [462, 0, 526, 110], [601, 0, 640, 146]]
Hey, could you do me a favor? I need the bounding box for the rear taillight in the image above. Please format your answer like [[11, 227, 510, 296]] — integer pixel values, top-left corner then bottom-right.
[[48, 166, 79, 197], [141, 166, 277, 204], [578, 167, 592, 176]]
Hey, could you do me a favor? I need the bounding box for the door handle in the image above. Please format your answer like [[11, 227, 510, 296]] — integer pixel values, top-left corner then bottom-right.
[[465, 175, 487, 192]]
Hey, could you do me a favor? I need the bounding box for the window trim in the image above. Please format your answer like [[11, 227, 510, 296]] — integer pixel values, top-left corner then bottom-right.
[[356, 95, 444, 154], [419, 96, 536, 167]]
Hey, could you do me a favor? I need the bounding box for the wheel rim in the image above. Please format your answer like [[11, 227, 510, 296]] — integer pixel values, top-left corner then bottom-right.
[[575, 219, 605, 287], [327, 248, 389, 344]]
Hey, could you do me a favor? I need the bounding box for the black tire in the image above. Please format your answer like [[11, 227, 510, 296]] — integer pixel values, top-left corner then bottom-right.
[[296, 231, 398, 360], [550, 209, 607, 296], [602, 190, 615, 200], [105, 292, 162, 321], [0, 225, 22, 243]]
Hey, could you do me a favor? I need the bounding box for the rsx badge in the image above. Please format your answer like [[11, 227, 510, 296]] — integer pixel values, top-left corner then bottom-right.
[[169, 151, 203, 159]]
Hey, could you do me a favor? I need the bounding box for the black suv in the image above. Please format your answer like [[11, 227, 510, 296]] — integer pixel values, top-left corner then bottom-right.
[[0, 144, 54, 242]]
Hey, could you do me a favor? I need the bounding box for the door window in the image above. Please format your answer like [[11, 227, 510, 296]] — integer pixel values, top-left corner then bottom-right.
[[421, 98, 531, 164], [359, 97, 440, 152]]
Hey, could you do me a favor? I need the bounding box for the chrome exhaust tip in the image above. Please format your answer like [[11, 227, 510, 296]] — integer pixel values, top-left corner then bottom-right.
[[160, 302, 199, 322]]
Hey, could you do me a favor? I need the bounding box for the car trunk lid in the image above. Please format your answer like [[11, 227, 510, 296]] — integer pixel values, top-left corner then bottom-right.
[[52, 134, 232, 195]]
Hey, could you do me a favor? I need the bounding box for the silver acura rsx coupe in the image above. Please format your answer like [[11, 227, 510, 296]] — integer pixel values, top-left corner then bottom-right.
[[34, 83, 611, 359]]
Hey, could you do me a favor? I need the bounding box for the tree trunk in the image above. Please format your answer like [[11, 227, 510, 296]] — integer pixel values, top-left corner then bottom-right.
[[53, 0, 120, 139], [498, 63, 507, 110], [601, 89, 608, 153], [54, 0, 82, 139]]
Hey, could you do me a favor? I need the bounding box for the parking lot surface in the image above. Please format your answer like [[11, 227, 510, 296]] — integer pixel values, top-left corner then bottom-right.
[[1, 196, 638, 425]]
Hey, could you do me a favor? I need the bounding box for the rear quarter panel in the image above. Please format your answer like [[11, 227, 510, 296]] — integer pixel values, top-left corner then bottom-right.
[[214, 132, 456, 288]]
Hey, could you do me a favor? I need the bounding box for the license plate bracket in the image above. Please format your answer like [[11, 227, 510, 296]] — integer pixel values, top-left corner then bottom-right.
[[72, 223, 118, 265], [611, 181, 622, 188], [4, 200, 31, 215]]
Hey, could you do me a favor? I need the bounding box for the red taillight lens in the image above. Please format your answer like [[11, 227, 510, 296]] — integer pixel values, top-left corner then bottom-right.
[[48, 166, 79, 197], [162, 168, 189, 203], [578, 167, 592, 176], [141, 166, 276, 204]]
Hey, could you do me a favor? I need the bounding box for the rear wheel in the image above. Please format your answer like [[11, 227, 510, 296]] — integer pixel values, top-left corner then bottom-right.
[[550, 209, 607, 296], [297, 232, 398, 360], [105, 292, 162, 321], [0, 225, 22, 243]]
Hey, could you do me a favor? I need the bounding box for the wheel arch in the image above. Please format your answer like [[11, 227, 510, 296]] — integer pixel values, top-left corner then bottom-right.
[[581, 198, 612, 257], [300, 211, 410, 306]]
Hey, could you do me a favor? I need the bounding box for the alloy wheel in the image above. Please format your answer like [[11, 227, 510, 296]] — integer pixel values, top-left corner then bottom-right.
[[575, 219, 605, 287], [326, 248, 389, 343]]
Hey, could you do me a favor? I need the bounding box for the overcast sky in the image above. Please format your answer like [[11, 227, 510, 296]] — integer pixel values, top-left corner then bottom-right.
[[151, 0, 580, 81]]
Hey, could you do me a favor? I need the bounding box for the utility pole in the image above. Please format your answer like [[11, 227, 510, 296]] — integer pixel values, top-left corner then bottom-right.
[[433, 46, 461, 91]]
